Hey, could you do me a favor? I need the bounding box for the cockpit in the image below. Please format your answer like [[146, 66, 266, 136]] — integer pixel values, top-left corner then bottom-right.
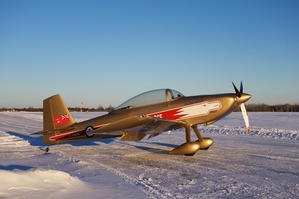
[[116, 89, 184, 110]]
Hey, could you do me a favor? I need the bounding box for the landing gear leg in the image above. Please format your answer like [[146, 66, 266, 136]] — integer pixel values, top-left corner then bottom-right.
[[191, 125, 214, 150], [185, 125, 191, 143], [169, 125, 201, 156], [192, 125, 203, 142]]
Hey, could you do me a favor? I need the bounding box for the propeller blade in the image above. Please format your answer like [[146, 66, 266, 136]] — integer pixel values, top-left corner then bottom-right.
[[240, 103, 250, 132], [232, 82, 241, 97], [240, 81, 243, 94]]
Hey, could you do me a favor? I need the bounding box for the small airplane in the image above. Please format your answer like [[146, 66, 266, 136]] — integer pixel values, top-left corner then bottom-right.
[[33, 82, 251, 156]]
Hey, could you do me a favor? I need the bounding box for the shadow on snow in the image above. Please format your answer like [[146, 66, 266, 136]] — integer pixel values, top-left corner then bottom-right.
[[6, 131, 118, 147], [5, 131, 182, 155], [0, 164, 35, 171]]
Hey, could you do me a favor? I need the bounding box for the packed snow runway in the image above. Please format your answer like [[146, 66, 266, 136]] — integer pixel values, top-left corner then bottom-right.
[[0, 112, 298, 198]]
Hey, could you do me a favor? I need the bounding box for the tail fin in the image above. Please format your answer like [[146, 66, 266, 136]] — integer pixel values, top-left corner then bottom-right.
[[43, 94, 75, 131]]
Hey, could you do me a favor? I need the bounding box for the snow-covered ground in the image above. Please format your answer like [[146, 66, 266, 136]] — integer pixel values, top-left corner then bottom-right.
[[0, 112, 298, 199]]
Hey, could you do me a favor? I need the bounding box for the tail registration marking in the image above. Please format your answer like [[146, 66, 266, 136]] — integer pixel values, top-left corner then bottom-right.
[[54, 114, 70, 126]]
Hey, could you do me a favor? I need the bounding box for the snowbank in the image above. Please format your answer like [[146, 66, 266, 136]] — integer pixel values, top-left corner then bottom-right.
[[0, 169, 99, 199]]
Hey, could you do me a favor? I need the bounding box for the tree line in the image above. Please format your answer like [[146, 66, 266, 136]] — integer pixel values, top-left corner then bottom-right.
[[0, 105, 115, 112], [1, 103, 299, 112], [235, 103, 299, 112]]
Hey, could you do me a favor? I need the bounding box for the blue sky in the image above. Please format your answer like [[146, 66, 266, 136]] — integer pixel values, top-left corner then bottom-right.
[[1, 0, 298, 108]]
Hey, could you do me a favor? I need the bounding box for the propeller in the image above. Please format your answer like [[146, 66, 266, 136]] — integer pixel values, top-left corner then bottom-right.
[[240, 103, 250, 132], [232, 82, 241, 97], [232, 82, 250, 133]]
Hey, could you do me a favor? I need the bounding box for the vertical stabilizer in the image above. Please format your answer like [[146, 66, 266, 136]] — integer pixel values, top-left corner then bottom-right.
[[43, 94, 75, 131]]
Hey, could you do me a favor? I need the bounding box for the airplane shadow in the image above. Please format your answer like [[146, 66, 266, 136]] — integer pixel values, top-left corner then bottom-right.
[[133, 145, 170, 154], [5, 131, 177, 155], [125, 141, 179, 154], [7, 131, 46, 147], [151, 142, 178, 149], [69, 137, 117, 146], [6, 131, 118, 148], [0, 164, 34, 171]]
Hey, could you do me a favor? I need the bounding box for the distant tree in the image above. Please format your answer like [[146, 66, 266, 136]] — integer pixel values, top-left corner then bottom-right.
[[236, 103, 299, 112], [96, 105, 105, 111], [105, 105, 115, 112]]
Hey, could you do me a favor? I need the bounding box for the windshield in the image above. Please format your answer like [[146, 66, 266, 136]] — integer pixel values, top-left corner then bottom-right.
[[116, 89, 184, 109]]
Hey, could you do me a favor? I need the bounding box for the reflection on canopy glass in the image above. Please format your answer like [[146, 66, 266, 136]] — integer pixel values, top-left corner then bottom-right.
[[116, 89, 184, 109]]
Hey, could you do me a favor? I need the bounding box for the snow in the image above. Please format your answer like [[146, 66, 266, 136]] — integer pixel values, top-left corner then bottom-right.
[[0, 169, 97, 199], [0, 112, 298, 198]]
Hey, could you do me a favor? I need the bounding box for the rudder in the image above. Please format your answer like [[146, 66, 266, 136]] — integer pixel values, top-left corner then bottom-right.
[[43, 94, 75, 131]]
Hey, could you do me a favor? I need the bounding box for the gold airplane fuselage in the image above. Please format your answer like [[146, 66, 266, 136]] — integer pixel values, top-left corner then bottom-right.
[[76, 92, 250, 134]]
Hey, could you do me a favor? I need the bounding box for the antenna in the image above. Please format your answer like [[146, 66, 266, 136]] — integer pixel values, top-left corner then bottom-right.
[[80, 101, 85, 112]]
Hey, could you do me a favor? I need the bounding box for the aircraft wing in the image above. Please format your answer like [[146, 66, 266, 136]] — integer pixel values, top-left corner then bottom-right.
[[91, 115, 186, 141]]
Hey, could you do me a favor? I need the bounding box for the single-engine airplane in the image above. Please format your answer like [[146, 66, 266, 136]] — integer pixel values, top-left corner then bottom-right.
[[33, 82, 251, 156]]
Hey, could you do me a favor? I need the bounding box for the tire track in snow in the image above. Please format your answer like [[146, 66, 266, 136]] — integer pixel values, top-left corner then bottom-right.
[[57, 149, 175, 199], [88, 158, 174, 199], [0, 131, 38, 157], [200, 126, 299, 140]]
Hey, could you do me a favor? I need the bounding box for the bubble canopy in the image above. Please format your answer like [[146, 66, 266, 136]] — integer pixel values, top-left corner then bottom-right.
[[116, 89, 184, 109]]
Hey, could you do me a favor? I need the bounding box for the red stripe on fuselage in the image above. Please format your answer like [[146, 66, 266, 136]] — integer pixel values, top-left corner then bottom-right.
[[49, 124, 108, 141], [148, 108, 186, 120], [148, 101, 222, 121], [49, 130, 86, 141]]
